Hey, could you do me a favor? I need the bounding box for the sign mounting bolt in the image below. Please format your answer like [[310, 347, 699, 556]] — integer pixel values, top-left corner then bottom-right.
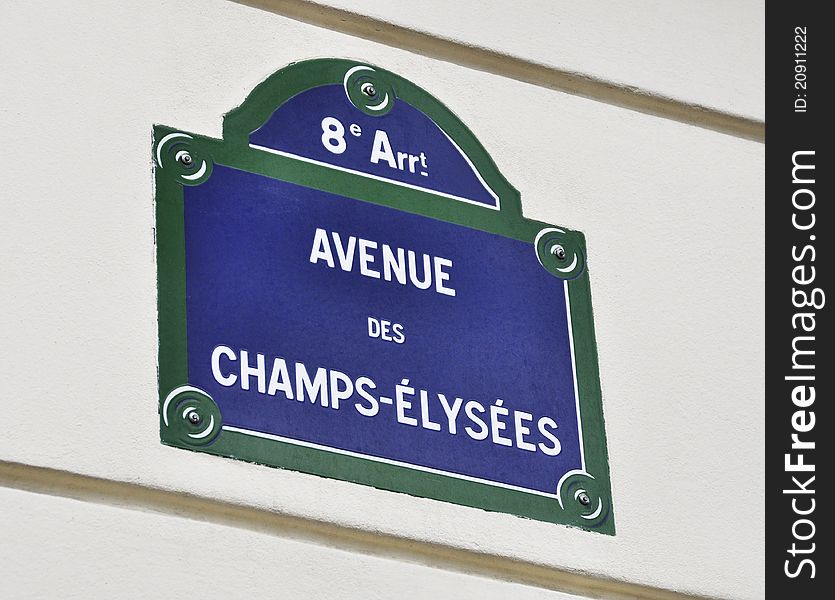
[[179, 152, 193, 167], [551, 244, 567, 260], [187, 411, 201, 425], [578, 492, 591, 506], [361, 82, 377, 97]]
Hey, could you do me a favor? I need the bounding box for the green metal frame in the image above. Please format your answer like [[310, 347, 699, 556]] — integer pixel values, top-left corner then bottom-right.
[[155, 58, 614, 534]]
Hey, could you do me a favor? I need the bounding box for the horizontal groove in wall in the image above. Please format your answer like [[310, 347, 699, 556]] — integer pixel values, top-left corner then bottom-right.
[[233, 0, 764, 143], [1, 460, 714, 600]]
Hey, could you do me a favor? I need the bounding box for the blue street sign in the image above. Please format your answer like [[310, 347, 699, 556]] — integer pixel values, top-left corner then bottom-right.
[[155, 59, 613, 532], [184, 165, 582, 496]]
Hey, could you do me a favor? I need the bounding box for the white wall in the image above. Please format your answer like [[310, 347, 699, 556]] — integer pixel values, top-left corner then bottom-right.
[[0, 486, 589, 600], [242, 0, 765, 122], [0, 1, 763, 599]]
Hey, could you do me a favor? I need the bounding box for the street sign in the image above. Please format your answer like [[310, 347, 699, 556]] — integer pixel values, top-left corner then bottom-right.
[[155, 59, 614, 533]]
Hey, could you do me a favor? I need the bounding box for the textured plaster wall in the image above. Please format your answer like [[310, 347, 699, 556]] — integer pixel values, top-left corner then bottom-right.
[[254, 0, 765, 121]]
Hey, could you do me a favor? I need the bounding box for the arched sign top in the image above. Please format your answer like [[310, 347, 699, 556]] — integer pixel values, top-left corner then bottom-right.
[[223, 59, 519, 215], [154, 58, 613, 534]]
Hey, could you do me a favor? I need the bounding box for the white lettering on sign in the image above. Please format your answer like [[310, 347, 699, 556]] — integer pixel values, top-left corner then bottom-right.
[[320, 117, 347, 154], [320, 116, 429, 177], [210, 344, 563, 456], [309, 227, 456, 297], [368, 316, 406, 344], [369, 130, 428, 176]]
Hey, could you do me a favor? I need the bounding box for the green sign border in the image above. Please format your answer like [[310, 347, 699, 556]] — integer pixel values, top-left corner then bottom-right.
[[155, 58, 614, 534]]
